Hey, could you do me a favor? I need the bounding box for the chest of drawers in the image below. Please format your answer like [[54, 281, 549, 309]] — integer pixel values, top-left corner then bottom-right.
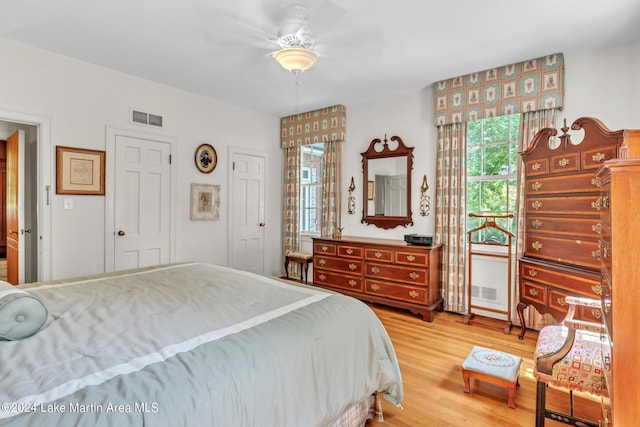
[[312, 236, 442, 321]]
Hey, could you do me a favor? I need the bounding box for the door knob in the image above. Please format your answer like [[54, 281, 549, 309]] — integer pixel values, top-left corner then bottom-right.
[[259, 223, 265, 227], [117, 230, 126, 236]]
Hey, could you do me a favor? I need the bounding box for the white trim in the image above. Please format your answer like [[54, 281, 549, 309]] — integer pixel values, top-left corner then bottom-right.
[[0, 107, 53, 282], [227, 146, 269, 272], [104, 126, 177, 272]]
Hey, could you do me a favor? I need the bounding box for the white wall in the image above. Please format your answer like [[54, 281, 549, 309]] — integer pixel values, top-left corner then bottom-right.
[[0, 38, 282, 280]]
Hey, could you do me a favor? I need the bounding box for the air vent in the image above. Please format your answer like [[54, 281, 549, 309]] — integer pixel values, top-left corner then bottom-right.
[[130, 108, 163, 128], [471, 285, 498, 302]]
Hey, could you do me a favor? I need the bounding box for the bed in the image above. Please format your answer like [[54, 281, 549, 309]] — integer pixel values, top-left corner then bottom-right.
[[0, 262, 403, 426]]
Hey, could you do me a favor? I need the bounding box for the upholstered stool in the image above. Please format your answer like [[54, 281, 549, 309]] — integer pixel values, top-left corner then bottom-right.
[[284, 252, 313, 284], [462, 345, 522, 409]]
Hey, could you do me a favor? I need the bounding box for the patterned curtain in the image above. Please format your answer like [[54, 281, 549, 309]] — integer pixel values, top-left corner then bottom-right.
[[321, 140, 342, 238], [282, 146, 301, 276], [434, 122, 467, 313], [514, 109, 557, 327], [281, 105, 346, 276], [433, 53, 565, 314]]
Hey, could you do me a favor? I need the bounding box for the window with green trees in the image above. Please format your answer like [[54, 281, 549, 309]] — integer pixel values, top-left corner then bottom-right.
[[466, 114, 520, 244]]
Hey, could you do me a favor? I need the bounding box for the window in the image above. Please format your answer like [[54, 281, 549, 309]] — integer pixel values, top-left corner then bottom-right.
[[466, 114, 520, 244], [300, 143, 323, 233]]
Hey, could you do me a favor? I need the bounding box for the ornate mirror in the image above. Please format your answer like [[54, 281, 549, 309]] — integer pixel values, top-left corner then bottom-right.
[[361, 135, 414, 229]]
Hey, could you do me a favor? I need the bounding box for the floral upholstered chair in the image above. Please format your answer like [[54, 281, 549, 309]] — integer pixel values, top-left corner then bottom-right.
[[533, 296, 608, 427]]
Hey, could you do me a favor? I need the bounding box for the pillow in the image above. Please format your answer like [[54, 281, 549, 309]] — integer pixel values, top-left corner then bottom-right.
[[0, 281, 48, 340]]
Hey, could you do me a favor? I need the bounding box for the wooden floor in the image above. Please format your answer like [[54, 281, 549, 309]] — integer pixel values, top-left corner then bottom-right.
[[365, 303, 602, 427]]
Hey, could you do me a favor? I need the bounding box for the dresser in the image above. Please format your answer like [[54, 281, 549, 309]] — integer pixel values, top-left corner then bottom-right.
[[517, 117, 640, 339], [312, 236, 443, 321], [594, 158, 640, 426]]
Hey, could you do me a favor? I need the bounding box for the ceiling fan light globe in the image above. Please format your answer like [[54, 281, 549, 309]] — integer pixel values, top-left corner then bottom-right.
[[273, 47, 318, 73]]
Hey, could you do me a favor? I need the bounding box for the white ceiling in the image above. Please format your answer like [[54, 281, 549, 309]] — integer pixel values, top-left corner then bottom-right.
[[2, 0, 640, 117]]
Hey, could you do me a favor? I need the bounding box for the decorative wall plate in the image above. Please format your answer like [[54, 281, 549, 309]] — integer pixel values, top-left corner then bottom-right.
[[195, 143, 217, 173]]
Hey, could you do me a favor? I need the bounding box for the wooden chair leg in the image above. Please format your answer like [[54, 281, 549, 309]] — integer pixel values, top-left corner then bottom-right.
[[535, 381, 546, 427], [462, 370, 471, 394], [506, 382, 516, 409]]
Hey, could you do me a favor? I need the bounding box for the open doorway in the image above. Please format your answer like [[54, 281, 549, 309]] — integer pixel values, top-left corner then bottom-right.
[[0, 121, 39, 283]]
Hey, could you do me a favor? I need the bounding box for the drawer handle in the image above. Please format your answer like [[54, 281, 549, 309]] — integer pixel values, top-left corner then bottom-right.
[[592, 152, 606, 162], [531, 241, 543, 250], [592, 250, 601, 260], [409, 272, 419, 280], [408, 290, 419, 299], [374, 251, 383, 258], [346, 248, 354, 255], [531, 181, 543, 191], [592, 223, 602, 234], [528, 269, 538, 277], [406, 255, 416, 262], [318, 259, 327, 266], [592, 284, 603, 296], [557, 297, 566, 306], [348, 263, 357, 270], [531, 219, 543, 229], [321, 245, 329, 252], [318, 274, 326, 281], [348, 280, 357, 287], [603, 355, 611, 370], [370, 284, 380, 291], [591, 177, 602, 187], [532, 162, 542, 171], [591, 197, 603, 211], [592, 308, 602, 319], [558, 158, 570, 167], [371, 267, 380, 274], [531, 201, 543, 210], [603, 246, 611, 259], [529, 288, 539, 297]]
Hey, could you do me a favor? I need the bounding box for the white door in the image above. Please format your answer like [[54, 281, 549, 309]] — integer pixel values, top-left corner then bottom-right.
[[114, 136, 171, 270], [230, 152, 266, 274]]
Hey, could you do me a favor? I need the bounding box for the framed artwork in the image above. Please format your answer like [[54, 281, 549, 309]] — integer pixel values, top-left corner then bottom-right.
[[190, 183, 220, 220], [195, 143, 217, 173], [56, 146, 106, 195], [367, 181, 375, 200]]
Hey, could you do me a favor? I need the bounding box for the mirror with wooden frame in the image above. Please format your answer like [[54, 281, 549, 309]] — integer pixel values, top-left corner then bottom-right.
[[361, 135, 414, 229]]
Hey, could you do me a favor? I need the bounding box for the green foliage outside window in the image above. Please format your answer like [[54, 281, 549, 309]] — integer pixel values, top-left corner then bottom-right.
[[466, 114, 520, 244]]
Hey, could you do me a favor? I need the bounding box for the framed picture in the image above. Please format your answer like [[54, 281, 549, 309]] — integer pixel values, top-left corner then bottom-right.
[[56, 146, 106, 195], [190, 183, 220, 220], [367, 181, 375, 200], [195, 143, 217, 173]]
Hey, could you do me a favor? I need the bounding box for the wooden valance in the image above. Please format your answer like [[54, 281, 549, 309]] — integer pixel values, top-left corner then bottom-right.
[[434, 53, 564, 126], [280, 104, 346, 148]]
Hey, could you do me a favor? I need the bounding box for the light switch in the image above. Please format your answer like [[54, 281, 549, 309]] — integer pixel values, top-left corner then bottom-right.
[[64, 198, 73, 210]]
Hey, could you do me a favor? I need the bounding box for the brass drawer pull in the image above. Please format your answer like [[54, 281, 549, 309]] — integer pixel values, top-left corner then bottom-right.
[[318, 259, 327, 266], [532, 182, 543, 191], [592, 250, 601, 260], [591, 177, 602, 187], [406, 255, 416, 262], [603, 246, 611, 259], [531, 241, 543, 250], [557, 297, 566, 306], [591, 197, 603, 211], [374, 251, 383, 258], [592, 284, 603, 296], [592, 152, 606, 162], [531, 219, 543, 229], [532, 162, 542, 171], [531, 201, 543, 210], [408, 290, 419, 299], [348, 280, 357, 287], [528, 269, 538, 277], [370, 284, 380, 291], [346, 248, 354, 255], [529, 288, 539, 297], [592, 309, 602, 319], [592, 223, 601, 234], [321, 245, 329, 252], [409, 272, 419, 280], [318, 274, 326, 281], [558, 158, 570, 167], [348, 263, 357, 270], [371, 267, 380, 274]]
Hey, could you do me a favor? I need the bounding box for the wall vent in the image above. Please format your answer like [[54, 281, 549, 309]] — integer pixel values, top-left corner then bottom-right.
[[130, 108, 163, 128], [471, 285, 498, 302]]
